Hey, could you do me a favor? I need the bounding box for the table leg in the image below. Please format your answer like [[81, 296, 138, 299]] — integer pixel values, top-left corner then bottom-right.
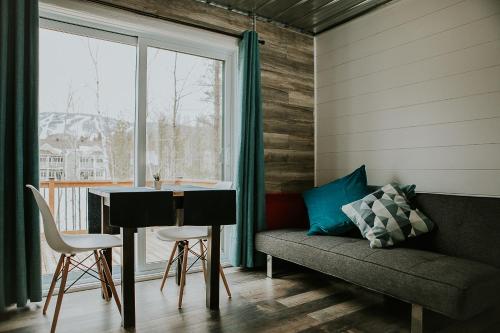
[[87, 193, 112, 299], [101, 204, 113, 298], [102, 247, 113, 296], [87, 192, 102, 234], [206, 225, 220, 310], [176, 242, 184, 286], [121, 228, 136, 328]]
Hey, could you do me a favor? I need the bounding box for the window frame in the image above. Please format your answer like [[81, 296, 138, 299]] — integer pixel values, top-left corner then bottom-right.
[[39, 1, 239, 274]]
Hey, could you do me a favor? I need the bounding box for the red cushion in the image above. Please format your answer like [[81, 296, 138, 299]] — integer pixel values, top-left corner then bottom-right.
[[265, 193, 309, 230]]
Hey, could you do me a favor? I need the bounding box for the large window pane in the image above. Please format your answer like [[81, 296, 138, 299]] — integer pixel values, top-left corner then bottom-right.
[[40, 28, 136, 185], [39, 27, 136, 280], [146, 46, 223, 183]]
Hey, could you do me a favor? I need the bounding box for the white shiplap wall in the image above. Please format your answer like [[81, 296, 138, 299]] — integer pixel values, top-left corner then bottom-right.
[[314, 0, 500, 197]]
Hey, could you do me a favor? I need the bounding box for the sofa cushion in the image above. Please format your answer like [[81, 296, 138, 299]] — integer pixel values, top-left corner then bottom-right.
[[255, 229, 500, 319], [342, 183, 434, 248], [303, 165, 370, 236]]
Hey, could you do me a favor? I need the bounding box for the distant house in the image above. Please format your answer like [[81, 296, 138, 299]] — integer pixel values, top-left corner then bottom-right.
[[40, 143, 65, 180], [65, 146, 107, 180], [39, 143, 107, 181]]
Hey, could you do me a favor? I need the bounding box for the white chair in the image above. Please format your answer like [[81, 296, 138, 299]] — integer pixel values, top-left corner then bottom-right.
[[26, 185, 122, 333], [156, 181, 232, 308]]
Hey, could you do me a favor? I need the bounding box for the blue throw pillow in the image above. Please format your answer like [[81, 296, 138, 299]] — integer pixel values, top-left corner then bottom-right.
[[303, 165, 370, 236]]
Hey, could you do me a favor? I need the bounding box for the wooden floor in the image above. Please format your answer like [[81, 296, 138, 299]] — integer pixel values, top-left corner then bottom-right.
[[1, 266, 498, 333], [41, 228, 173, 275]]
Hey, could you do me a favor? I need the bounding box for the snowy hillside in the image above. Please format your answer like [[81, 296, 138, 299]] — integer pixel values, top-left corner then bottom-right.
[[38, 112, 127, 140]]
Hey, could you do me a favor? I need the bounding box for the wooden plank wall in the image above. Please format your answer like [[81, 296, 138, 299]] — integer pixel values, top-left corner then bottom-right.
[[315, 0, 500, 196], [86, 0, 315, 193]]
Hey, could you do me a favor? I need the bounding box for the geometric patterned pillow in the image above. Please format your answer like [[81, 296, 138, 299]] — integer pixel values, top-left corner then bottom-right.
[[341, 183, 434, 248]]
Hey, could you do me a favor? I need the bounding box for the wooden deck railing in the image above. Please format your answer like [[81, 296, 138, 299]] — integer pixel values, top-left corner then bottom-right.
[[39, 178, 218, 231], [40, 180, 133, 213]]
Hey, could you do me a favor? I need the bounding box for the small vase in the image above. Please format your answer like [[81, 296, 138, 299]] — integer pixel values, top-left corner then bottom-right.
[[154, 180, 161, 190]]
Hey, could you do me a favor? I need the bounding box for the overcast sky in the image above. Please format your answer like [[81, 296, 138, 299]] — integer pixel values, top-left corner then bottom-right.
[[39, 27, 221, 126]]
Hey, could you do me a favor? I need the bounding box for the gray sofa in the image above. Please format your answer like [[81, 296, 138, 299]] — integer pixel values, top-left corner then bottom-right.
[[255, 193, 500, 332]]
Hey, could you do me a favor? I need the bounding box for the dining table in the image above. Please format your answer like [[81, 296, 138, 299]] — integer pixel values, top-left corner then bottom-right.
[[87, 185, 236, 329]]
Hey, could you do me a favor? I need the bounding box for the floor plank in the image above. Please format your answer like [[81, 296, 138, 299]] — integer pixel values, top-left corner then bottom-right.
[[0, 267, 497, 333], [307, 298, 383, 323], [277, 287, 336, 307]]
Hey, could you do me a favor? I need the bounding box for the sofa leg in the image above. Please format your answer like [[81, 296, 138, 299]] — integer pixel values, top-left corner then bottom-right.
[[411, 304, 423, 333], [266, 255, 274, 278]]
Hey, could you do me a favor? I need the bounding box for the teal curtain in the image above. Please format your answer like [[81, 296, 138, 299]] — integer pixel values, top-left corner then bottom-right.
[[232, 31, 266, 268], [0, 0, 42, 310]]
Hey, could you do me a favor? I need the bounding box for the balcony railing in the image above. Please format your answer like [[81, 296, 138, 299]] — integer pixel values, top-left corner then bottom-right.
[[39, 180, 131, 232], [39, 178, 217, 232]]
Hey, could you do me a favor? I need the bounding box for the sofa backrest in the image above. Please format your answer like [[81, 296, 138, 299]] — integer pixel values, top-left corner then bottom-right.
[[265, 193, 309, 230], [412, 193, 500, 268]]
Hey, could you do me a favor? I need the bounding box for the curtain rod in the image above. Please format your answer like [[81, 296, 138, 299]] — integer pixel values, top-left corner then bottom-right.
[[86, 0, 265, 45]]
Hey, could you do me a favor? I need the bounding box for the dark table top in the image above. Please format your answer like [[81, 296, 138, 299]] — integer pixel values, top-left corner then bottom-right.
[[89, 185, 232, 198], [88, 185, 236, 228]]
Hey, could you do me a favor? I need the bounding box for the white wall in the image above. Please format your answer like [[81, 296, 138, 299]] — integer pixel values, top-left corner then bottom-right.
[[314, 0, 500, 196]]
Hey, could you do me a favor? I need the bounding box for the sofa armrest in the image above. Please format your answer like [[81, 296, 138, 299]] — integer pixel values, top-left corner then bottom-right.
[[265, 193, 309, 230]]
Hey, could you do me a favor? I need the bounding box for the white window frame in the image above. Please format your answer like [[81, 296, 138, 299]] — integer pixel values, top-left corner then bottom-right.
[[40, 0, 239, 274]]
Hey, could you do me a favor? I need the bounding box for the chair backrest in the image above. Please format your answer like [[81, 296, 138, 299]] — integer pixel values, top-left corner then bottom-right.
[[26, 185, 70, 253], [110, 190, 175, 228], [183, 188, 236, 227]]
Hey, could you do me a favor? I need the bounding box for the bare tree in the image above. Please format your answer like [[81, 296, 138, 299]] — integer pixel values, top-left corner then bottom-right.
[[61, 83, 81, 178], [56, 84, 77, 223], [199, 60, 223, 179], [171, 53, 195, 177], [109, 118, 133, 180], [87, 39, 113, 180], [149, 52, 194, 180]]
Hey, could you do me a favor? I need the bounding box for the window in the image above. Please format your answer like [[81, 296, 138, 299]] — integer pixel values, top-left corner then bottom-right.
[[39, 1, 238, 282], [47, 170, 64, 180]]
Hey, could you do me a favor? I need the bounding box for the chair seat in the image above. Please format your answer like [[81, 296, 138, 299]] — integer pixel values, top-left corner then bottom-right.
[[156, 226, 208, 241], [61, 234, 122, 253]]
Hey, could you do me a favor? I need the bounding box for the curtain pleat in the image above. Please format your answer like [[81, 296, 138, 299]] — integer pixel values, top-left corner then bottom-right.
[[0, 0, 41, 310], [231, 31, 266, 268]]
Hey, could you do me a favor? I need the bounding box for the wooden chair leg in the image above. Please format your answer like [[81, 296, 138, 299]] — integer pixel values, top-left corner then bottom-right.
[[94, 250, 110, 301], [100, 250, 122, 315], [50, 256, 70, 333], [160, 241, 179, 291], [219, 264, 231, 298], [178, 241, 189, 309], [199, 240, 207, 283], [44, 254, 64, 315]]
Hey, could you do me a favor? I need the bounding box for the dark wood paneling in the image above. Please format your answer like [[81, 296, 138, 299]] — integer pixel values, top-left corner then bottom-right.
[[83, 0, 315, 193]]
